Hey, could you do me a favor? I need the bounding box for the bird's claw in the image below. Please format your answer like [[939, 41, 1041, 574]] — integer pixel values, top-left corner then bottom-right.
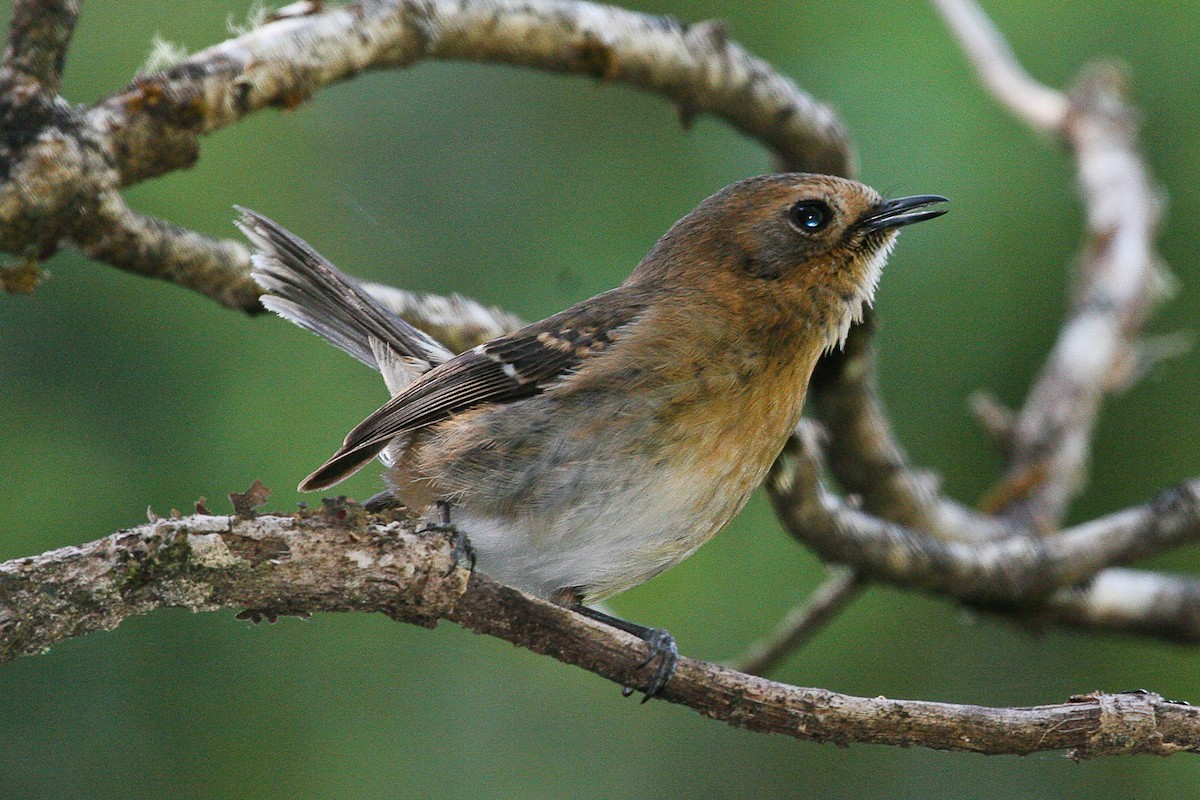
[[419, 501, 476, 576], [448, 528, 477, 574], [622, 627, 678, 702]]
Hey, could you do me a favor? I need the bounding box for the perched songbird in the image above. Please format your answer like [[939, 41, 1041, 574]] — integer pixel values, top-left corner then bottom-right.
[[238, 173, 946, 697]]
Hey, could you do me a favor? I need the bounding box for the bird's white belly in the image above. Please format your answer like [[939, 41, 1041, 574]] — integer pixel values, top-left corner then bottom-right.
[[451, 446, 766, 603]]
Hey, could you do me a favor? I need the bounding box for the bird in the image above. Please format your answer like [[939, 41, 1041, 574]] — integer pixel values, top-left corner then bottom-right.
[[237, 173, 946, 698]]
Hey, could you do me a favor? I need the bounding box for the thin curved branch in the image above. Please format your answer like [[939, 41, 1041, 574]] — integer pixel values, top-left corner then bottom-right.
[[74, 193, 262, 311], [768, 427, 1200, 634], [807, 320, 1017, 542], [929, 0, 1069, 130], [0, 0, 851, 310], [1041, 568, 1200, 642], [726, 566, 864, 676], [2, 510, 1196, 758], [933, 0, 1168, 533], [93, 0, 852, 182], [807, 320, 943, 531]]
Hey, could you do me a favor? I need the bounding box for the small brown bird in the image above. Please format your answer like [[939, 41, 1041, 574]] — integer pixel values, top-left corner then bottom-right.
[[238, 173, 945, 697]]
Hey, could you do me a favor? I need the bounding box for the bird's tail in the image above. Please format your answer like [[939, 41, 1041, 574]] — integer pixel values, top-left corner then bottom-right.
[[235, 207, 455, 394]]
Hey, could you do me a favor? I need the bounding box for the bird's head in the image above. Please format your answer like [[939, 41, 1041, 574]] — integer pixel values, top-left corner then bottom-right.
[[632, 173, 947, 352]]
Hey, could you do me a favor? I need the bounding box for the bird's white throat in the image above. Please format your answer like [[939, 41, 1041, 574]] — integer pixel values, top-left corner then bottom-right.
[[825, 233, 898, 353]]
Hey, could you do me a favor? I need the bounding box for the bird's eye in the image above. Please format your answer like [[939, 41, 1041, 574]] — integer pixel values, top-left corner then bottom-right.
[[788, 201, 831, 233]]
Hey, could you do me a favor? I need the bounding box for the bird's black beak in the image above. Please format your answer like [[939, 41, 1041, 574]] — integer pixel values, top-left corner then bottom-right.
[[857, 195, 949, 233]]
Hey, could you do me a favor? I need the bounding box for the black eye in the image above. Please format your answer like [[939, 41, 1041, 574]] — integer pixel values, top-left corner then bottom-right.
[[788, 201, 831, 233]]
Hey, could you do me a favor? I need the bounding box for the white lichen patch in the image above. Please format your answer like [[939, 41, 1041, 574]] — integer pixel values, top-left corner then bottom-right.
[[139, 34, 188, 76], [1086, 569, 1157, 618], [186, 533, 247, 569], [345, 549, 376, 568], [227, 1, 269, 36]]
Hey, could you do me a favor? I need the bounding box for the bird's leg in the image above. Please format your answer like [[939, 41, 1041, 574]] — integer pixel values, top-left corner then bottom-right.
[[419, 499, 476, 575], [569, 601, 679, 701]]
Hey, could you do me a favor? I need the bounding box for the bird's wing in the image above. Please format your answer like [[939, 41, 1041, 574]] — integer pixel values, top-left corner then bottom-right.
[[237, 207, 456, 395], [300, 288, 652, 491]]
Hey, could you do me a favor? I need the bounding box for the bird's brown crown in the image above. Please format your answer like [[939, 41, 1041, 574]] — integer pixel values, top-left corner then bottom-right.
[[627, 173, 946, 351]]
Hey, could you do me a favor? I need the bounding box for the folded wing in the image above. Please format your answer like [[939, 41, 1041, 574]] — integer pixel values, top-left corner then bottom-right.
[[300, 287, 652, 491]]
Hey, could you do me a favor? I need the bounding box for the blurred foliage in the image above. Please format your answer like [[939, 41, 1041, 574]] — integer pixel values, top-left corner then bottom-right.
[[2, 1, 1199, 797]]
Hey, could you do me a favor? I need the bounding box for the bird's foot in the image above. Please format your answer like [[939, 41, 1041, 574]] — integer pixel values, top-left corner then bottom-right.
[[622, 627, 678, 702], [419, 500, 476, 575], [572, 604, 679, 701]]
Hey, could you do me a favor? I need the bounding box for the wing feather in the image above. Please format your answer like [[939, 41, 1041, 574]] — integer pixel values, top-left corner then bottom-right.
[[299, 287, 652, 491]]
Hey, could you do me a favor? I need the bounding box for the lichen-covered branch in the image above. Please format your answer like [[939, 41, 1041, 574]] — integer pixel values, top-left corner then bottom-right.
[[75, 193, 262, 311], [0, 510, 469, 663], [2, 510, 1197, 758], [0, 0, 850, 311], [94, 0, 852, 179], [2, 0, 82, 92]]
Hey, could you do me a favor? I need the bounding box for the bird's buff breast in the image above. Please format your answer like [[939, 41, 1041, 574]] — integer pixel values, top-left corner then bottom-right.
[[400, 353, 811, 603]]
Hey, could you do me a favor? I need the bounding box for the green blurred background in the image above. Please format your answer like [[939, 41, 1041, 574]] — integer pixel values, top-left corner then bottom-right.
[[2, 1, 1199, 796]]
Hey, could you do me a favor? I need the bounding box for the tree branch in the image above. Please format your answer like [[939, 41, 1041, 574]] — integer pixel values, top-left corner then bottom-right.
[[0, 0, 851, 310], [361, 280, 526, 356], [929, 0, 1069, 130], [1040, 568, 1200, 642], [95, 0, 852, 179], [768, 424, 1200, 637], [3, 509, 1197, 758], [2, 0, 82, 93], [74, 193, 262, 311], [807, 320, 1017, 543], [933, 0, 1168, 533]]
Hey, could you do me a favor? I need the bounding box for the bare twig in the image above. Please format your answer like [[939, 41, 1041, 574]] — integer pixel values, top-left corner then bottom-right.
[[969, 390, 1017, 454], [933, 0, 1167, 533], [727, 567, 864, 676], [807, 321, 943, 532], [807, 322, 1017, 543], [1042, 568, 1200, 642], [2, 510, 1197, 758]]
